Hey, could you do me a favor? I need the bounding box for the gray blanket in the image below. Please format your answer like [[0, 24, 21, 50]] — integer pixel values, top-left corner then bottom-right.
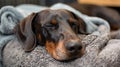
[[4, 32, 118, 67], [3, 31, 120, 67], [0, 6, 24, 67], [0, 6, 24, 34]]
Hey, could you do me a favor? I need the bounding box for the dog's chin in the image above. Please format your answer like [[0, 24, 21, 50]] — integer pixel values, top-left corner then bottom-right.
[[52, 48, 84, 61], [52, 49, 69, 61]]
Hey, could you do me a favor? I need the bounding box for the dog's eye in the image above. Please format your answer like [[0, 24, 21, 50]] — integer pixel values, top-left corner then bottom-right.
[[69, 22, 79, 33], [45, 23, 58, 30]]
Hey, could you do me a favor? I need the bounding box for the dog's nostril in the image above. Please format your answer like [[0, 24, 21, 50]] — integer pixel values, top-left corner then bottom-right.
[[68, 46, 75, 52], [65, 42, 82, 53], [78, 45, 82, 50]]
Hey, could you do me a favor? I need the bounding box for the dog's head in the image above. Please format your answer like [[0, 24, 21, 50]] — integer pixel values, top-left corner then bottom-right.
[[15, 9, 86, 61]]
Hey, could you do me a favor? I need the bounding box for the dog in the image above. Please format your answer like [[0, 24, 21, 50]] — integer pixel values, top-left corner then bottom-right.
[[13, 3, 120, 61], [14, 9, 87, 61]]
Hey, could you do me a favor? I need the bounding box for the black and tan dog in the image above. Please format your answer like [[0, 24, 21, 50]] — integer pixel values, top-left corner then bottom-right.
[[15, 9, 86, 61], [13, 3, 120, 61]]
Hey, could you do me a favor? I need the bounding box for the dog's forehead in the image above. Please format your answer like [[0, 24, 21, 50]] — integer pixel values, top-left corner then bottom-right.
[[39, 9, 72, 18], [38, 9, 73, 25]]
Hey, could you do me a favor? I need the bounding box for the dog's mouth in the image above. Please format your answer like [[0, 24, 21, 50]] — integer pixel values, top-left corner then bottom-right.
[[46, 40, 85, 61], [53, 47, 84, 61]]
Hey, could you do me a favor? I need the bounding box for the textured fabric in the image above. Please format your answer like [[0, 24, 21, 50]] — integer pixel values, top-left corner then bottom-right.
[[0, 6, 24, 35], [3, 32, 115, 67], [0, 6, 24, 67], [16, 4, 48, 17]]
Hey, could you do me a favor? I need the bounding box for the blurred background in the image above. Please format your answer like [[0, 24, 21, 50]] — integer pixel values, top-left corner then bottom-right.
[[1, 0, 120, 11], [0, 0, 76, 7]]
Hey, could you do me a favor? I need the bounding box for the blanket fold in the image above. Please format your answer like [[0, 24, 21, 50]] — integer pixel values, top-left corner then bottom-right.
[[0, 6, 24, 35], [0, 6, 24, 67]]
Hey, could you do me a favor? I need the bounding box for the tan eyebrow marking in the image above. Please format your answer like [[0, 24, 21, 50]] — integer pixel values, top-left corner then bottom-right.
[[51, 18, 57, 25]]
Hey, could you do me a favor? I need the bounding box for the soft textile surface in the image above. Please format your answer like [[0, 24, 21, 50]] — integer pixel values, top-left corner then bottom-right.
[[0, 6, 24, 34], [16, 4, 48, 17], [4, 32, 119, 67], [0, 6, 24, 67], [3, 32, 120, 67]]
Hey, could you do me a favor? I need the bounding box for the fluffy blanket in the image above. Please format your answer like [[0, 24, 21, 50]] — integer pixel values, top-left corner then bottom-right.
[[0, 6, 24, 34], [0, 6, 24, 67], [4, 31, 120, 67]]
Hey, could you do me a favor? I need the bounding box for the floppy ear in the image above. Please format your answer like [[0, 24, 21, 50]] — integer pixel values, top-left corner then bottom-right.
[[15, 13, 37, 52], [68, 11, 87, 34]]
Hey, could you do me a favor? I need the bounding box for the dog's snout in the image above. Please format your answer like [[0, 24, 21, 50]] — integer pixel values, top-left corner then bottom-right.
[[65, 41, 82, 53]]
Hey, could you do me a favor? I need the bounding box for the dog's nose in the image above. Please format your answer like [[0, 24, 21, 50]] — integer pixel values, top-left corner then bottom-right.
[[65, 41, 82, 53]]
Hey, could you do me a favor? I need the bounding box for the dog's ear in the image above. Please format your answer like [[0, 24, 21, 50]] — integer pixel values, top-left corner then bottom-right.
[[68, 11, 87, 34], [15, 13, 37, 52]]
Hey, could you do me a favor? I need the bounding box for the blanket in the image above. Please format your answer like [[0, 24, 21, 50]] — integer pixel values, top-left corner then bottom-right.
[[0, 6, 24, 35], [3, 25, 120, 67], [0, 6, 24, 67]]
